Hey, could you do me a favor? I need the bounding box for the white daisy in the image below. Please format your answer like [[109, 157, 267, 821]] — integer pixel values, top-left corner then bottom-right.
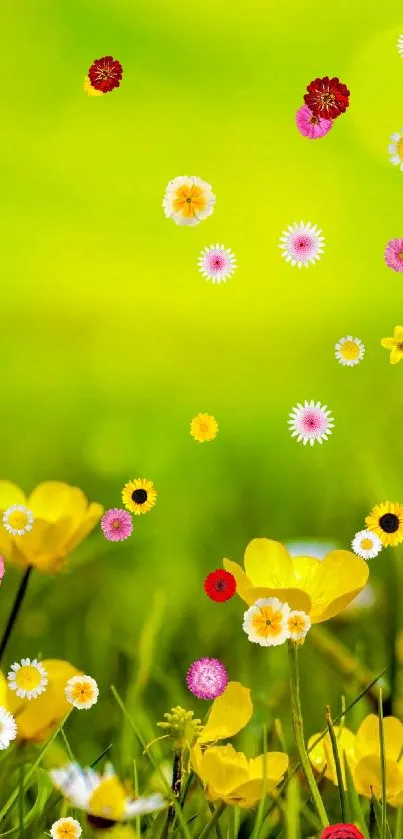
[[351, 529, 383, 560], [3, 504, 34, 536], [242, 597, 291, 647], [7, 658, 48, 699], [198, 244, 237, 283], [335, 336, 365, 366], [50, 817, 82, 839], [279, 221, 325, 267], [65, 675, 99, 710], [287, 610, 311, 641], [398, 35, 403, 58], [162, 176, 215, 226], [389, 129, 403, 170], [288, 400, 334, 446], [0, 707, 17, 750]]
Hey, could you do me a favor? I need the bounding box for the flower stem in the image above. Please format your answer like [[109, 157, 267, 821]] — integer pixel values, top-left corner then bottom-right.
[[0, 566, 33, 665], [288, 641, 328, 828], [163, 749, 183, 837]]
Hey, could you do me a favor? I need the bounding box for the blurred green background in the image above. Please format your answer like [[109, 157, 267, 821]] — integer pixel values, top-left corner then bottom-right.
[[2, 0, 403, 818]]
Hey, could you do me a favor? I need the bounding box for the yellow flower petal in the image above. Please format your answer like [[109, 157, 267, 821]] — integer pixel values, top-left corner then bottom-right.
[[6, 659, 80, 741], [199, 682, 253, 744], [0, 481, 27, 508], [62, 503, 104, 554], [354, 755, 403, 803], [355, 714, 403, 761], [390, 347, 403, 365], [394, 326, 403, 341], [223, 558, 253, 604], [244, 585, 312, 613], [308, 727, 356, 785], [224, 778, 264, 807], [305, 550, 369, 623], [381, 338, 396, 350], [201, 745, 250, 796], [28, 482, 88, 523], [244, 539, 294, 588], [248, 752, 289, 782]]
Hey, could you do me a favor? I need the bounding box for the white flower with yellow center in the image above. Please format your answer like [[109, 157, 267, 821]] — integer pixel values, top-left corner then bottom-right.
[[162, 176, 215, 226], [352, 529, 383, 560], [3, 504, 34, 536], [50, 763, 166, 822], [335, 336, 365, 367], [0, 707, 17, 749], [287, 610, 311, 641], [65, 675, 99, 710], [398, 36, 403, 58], [242, 597, 291, 647], [7, 658, 48, 699], [50, 817, 82, 839], [389, 129, 403, 170]]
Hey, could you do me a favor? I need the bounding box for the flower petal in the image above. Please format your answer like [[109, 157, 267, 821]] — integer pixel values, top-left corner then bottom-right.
[[381, 338, 396, 350], [199, 682, 253, 744], [244, 585, 312, 613], [243, 539, 294, 588], [248, 752, 289, 781], [28, 483, 88, 522], [354, 755, 403, 802], [62, 503, 104, 553], [304, 550, 369, 623], [223, 559, 253, 604], [201, 746, 250, 795], [355, 714, 403, 761], [0, 481, 27, 508], [394, 326, 403, 341]]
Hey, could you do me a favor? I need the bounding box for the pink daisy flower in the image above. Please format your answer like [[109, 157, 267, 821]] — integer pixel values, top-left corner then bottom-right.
[[296, 105, 333, 140], [384, 238, 403, 273], [101, 508, 133, 542], [186, 657, 228, 700], [198, 244, 237, 283], [288, 400, 334, 446], [279, 221, 325, 267]]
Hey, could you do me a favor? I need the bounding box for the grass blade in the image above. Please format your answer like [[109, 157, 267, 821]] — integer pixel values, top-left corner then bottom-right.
[[197, 803, 226, 839], [372, 795, 392, 839], [379, 691, 387, 839], [343, 754, 370, 839], [326, 705, 349, 823], [394, 808, 403, 839], [250, 725, 269, 839], [285, 774, 299, 839]]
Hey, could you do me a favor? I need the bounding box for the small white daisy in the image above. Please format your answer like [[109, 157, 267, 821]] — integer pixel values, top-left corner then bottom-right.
[[162, 176, 215, 226], [288, 400, 334, 446], [65, 675, 99, 710], [7, 658, 48, 699], [3, 504, 34, 536], [198, 244, 237, 283], [279, 221, 325, 268], [397, 35, 403, 59], [287, 610, 311, 642], [389, 129, 403, 170], [335, 335, 365, 367], [242, 597, 291, 647], [351, 529, 383, 560], [50, 817, 82, 839], [0, 707, 17, 750]]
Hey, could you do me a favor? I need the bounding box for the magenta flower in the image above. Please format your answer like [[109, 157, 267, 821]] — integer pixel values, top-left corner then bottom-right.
[[384, 238, 403, 273], [296, 105, 333, 139], [101, 508, 133, 542], [186, 657, 228, 700]]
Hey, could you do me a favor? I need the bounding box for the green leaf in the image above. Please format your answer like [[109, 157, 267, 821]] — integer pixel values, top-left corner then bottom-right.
[[372, 794, 392, 839], [326, 706, 349, 824], [379, 692, 388, 839]]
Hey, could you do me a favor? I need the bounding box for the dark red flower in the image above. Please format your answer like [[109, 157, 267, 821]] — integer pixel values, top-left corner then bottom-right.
[[304, 76, 350, 120], [204, 569, 236, 602], [321, 825, 364, 839], [88, 56, 123, 93]]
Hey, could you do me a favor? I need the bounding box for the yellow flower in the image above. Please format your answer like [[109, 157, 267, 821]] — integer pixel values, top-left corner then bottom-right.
[[381, 326, 403, 364], [224, 538, 369, 624], [122, 479, 157, 515], [365, 502, 403, 548], [0, 481, 103, 573], [3, 659, 80, 742], [50, 816, 82, 839], [83, 75, 103, 97], [190, 414, 219, 443]]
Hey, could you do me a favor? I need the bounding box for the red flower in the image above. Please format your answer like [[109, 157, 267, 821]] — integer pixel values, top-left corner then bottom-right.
[[304, 76, 350, 120], [321, 825, 364, 839], [204, 569, 236, 602], [88, 56, 123, 93]]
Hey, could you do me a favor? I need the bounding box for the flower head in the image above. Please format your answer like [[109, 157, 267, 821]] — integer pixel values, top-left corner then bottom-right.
[[288, 400, 334, 446], [186, 658, 228, 700], [204, 569, 236, 602], [352, 529, 382, 560], [162, 176, 215, 226], [389, 130, 403, 170], [304, 76, 350, 119], [50, 817, 82, 839], [198, 244, 237, 283], [192, 742, 288, 808], [0, 707, 17, 749], [83, 76, 102, 97], [381, 325, 403, 364], [243, 597, 291, 646], [365, 502, 403, 547], [279, 221, 325, 267], [335, 336, 365, 367], [65, 675, 99, 710], [296, 105, 333, 139], [101, 509, 133, 542], [3, 505, 33, 536], [7, 658, 47, 700], [190, 413, 219, 443], [320, 828, 364, 839], [121, 479, 157, 515], [4, 659, 80, 742], [158, 706, 203, 751], [88, 56, 123, 93], [384, 239, 403, 272], [287, 610, 311, 642]]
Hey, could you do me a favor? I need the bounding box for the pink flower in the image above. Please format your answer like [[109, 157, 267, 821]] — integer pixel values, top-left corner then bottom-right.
[[296, 104, 333, 139], [101, 508, 133, 542], [384, 238, 403, 273], [186, 657, 228, 700], [0, 557, 5, 581], [288, 400, 334, 446]]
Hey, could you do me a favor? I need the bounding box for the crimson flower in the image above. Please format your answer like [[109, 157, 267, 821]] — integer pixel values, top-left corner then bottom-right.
[[321, 825, 364, 839], [304, 76, 350, 120], [88, 56, 123, 93], [204, 569, 236, 602]]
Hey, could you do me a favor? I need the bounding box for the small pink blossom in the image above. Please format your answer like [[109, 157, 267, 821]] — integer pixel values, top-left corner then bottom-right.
[[101, 508, 133, 542], [296, 105, 333, 139], [384, 238, 403, 273], [0, 557, 5, 581], [186, 657, 228, 700]]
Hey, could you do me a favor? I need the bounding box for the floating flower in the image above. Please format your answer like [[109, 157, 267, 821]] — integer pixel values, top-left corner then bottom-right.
[[224, 538, 369, 622], [388, 129, 403, 170], [398, 35, 403, 58], [4, 659, 80, 742], [192, 742, 288, 808], [3, 505, 34, 536], [365, 502, 403, 547], [242, 597, 291, 647], [190, 413, 219, 443], [351, 529, 382, 560], [335, 336, 365, 367], [287, 610, 311, 642], [0, 707, 17, 749], [121, 479, 157, 515], [186, 658, 228, 700], [304, 76, 350, 119], [288, 400, 334, 446], [7, 658, 47, 700], [204, 569, 236, 602], [65, 675, 99, 710], [50, 763, 166, 826], [198, 244, 237, 283], [88, 56, 123, 93], [381, 325, 403, 364], [101, 509, 133, 542], [320, 827, 364, 839], [384, 239, 403, 272], [295, 104, 333, 139], [162, 176, 215, 226], [83, 76, 102, 97], [279, 222, 325, 268], [50, 817, 82, 839]]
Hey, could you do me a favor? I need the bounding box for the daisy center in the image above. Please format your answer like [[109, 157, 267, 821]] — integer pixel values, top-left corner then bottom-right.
[[360, 538, 373, 550], [340, 341, 360, 360], [72, 682, 95, 701], [131, 489, 148, 504], [379, 513, 399, 533], [15, 665, 42, 690], [88, 778, 126, 822], [8, 511, 28, 530]]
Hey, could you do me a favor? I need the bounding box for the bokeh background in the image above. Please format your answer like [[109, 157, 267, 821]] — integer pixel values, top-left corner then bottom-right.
[[2, 0, 403, 824]]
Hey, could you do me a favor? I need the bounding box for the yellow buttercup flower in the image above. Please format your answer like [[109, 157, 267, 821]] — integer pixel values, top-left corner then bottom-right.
[[0, 482, 103, 573], [381, 326, 403, 364], [224, 538, 369, 623], [190, 414, 219, 443], [122, 479, 157, 515], [365, 502, 403, 548], [2, 659, 80, 742]]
